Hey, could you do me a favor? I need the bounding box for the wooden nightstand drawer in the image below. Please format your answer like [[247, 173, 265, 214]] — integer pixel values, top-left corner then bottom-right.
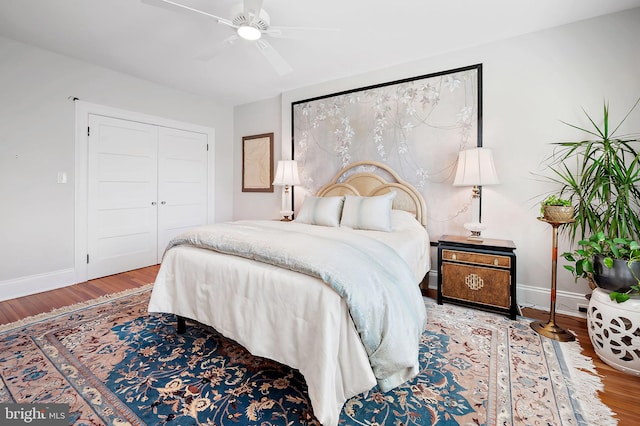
[[441, 249, 511, 268], [437, 235, 517, 319], [441, 263, 511, 309]]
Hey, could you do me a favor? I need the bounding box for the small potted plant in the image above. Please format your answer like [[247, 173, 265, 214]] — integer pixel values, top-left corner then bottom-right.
[[561, 231, 640, 299], [539, 194, 573, 222]]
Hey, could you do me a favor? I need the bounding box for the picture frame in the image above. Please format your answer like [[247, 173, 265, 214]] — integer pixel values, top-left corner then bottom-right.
[[242, 132, 274, 192], [291, 64, 482, 238]]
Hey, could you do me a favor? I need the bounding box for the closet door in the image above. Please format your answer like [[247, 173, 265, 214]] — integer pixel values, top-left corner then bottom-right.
[[87, 114, 159, 280], [157, 127, 208, 259]]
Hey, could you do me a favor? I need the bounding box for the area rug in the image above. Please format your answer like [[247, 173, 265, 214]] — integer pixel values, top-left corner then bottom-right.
[[0, 285, 616, 426]]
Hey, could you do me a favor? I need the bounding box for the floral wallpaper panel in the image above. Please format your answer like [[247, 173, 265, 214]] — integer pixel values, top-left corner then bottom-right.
[[292, 64, 482, 238]]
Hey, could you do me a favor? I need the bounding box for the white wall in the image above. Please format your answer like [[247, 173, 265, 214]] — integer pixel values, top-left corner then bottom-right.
[[0, 36, 234, 290], [233, 96, 284, 220], [235, 8, 640, 316]]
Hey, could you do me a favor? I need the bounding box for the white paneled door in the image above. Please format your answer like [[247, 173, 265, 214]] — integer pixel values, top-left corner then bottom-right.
[[157, 127, 208, 259], [87, 114, 207, 280]]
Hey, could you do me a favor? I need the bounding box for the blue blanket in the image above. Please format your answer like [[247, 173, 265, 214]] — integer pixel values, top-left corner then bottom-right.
[[165, 220, 427, 391]]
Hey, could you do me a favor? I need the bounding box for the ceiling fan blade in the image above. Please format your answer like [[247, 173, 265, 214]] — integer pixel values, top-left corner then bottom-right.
[[141, 0, 236, 28], [243, 0, 264, 25], [195, 35, 239, 61], [256, 39, 292, 76], [265, 25, 340, 39]]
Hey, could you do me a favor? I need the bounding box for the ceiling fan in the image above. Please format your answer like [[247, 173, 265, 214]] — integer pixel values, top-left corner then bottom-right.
[[142, 0, 333, 76]]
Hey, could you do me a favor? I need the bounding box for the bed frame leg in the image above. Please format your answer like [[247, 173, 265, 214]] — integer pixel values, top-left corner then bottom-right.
[[176, 315, 186, 334], [420, 273, 430, 297]]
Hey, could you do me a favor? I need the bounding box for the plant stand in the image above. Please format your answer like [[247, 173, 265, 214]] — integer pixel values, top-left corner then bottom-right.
[[588, 288, 640, 376], [530, 218, 576, 342]]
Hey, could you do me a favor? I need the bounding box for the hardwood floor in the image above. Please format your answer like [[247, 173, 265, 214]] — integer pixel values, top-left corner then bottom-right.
[[1, 266, 637, 425], [0, 265, 159, 325]]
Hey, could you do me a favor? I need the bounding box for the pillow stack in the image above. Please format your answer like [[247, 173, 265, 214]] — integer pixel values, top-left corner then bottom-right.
[[295, 192, 397, 232]]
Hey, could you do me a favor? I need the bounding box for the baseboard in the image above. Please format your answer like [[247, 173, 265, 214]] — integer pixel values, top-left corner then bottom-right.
[[516, 284, 589, 318], [425, 270, 438, 290], [0, 269, 76, 302]]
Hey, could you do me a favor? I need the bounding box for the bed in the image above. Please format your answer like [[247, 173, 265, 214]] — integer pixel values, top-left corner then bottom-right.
[[148, 161, 430, 426]]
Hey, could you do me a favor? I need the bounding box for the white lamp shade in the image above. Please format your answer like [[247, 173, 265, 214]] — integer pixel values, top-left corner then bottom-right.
[[453, 148, 500, 186], [272, 160, 300, 186]]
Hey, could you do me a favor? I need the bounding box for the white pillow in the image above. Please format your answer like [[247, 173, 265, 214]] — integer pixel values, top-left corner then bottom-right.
[[391, 209, 420, 231], [294, 196, 345, 227], [340, 192, 397, 232]]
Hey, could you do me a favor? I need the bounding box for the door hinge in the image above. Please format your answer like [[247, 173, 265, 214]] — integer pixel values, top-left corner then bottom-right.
[[87, 126, 90, 136], [87, 254, 90, 264]]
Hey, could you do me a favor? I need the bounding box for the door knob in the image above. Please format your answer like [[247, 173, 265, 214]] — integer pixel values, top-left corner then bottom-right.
[[161, 201, 166, 205], [151, 201, 157, 206]]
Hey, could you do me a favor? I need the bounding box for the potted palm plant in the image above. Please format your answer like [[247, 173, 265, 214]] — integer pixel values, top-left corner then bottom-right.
[[541, 98, 640, 375], [548, 98, 640, 295], [543, 98, 640, 244]]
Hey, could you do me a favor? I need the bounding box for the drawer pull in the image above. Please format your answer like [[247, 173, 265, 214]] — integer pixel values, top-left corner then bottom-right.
[[465, 273, 484, 291], [494, 259, 499, 266], [452, 254, 457, 260]]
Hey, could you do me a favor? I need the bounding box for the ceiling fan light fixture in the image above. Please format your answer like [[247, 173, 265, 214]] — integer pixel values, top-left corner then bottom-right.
[[237, 25, 262, 41]]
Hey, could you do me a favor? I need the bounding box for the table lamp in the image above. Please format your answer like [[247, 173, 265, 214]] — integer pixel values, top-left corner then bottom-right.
[[272, 160, 300, 221], [453, 147, 499, 240]]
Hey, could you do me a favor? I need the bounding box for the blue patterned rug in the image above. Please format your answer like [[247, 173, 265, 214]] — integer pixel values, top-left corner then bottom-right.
[[0, 285, 615, 425]]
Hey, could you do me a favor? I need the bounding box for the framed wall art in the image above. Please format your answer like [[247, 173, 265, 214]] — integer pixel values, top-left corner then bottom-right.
[[291, 64, 482, 238], [242, 132, 274, 192]]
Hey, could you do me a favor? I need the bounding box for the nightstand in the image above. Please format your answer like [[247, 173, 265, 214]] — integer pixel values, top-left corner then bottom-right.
[[437, 235, 517, 319]]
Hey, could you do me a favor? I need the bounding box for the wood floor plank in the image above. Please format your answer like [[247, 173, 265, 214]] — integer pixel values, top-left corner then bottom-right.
[[0, 265, 159, 324], [0, 266, 636, 425]]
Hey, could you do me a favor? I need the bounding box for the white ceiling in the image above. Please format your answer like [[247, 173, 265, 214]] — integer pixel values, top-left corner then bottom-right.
[[1, 0, 639, 106]]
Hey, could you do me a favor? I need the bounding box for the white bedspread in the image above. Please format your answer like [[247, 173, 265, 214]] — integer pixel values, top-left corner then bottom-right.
[[148, 213, 430, 426]]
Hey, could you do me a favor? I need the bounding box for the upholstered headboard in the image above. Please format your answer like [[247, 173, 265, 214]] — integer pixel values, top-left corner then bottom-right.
[[315, 161, 427, 227]]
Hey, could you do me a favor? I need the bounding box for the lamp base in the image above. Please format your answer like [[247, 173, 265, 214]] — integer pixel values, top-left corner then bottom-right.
[[464, 222, 486, 241], [466, 231, 483, 241], [280, 210, 293, 222]]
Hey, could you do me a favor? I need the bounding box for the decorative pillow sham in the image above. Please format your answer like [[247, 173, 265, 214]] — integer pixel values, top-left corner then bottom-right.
[[340, 192, 397, 232], [294, 196, 345, 227]]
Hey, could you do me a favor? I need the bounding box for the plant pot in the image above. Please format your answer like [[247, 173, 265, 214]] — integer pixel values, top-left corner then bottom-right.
[[593, 255, 640, 292], [587, 288, 640, 376], [542, 205, 574, 222]]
